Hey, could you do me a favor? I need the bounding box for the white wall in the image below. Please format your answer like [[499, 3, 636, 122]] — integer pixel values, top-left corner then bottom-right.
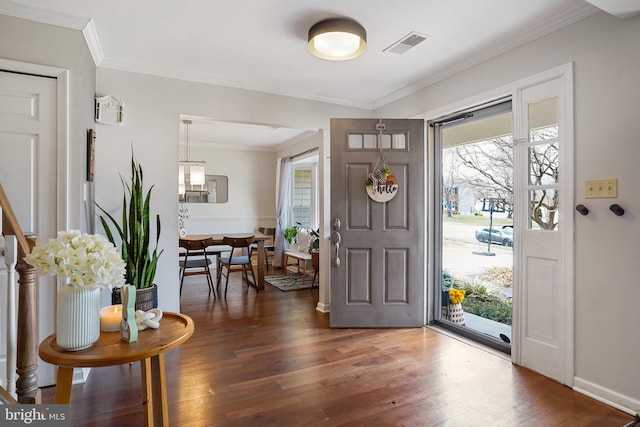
[[181, 145, 277, 234], [276, 131, 322, 159], [0, 14, 96, 234], [377, 11, 640, 413], [95, 69, 371, 313]]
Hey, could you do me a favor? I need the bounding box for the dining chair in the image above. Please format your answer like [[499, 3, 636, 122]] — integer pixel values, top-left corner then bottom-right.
[[179, 237, 216, 297], [217, 236, 257, 298], [250, 227, 275, 271]]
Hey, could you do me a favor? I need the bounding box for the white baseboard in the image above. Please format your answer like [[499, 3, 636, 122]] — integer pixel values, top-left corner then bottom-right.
[[315, 302, 330, 313], [573, 376, 640, 416]]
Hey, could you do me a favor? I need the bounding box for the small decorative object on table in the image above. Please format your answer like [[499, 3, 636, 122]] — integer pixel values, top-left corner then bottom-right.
[[448, 288, 466, 326], [100, 304, 123, 332], [24, 230, 126, 351], [178, 203, 189, 238], [135, 308, 163, 330], [120, 284, 138, 343]]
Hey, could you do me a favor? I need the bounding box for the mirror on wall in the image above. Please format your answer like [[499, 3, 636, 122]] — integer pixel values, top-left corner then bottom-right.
[[179, 174, 228, 203]]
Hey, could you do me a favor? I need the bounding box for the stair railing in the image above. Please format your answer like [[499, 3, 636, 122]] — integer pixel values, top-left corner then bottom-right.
[[0, 183, 40, 404]]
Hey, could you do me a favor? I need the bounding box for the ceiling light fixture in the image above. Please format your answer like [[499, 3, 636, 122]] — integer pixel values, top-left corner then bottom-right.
[[179, 119, 206, 188], [308, 18, 367, 61]]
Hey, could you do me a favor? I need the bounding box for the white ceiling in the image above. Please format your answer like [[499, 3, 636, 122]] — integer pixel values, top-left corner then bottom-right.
[[182, 115, 314, 150], [3, 0, 636, 147]]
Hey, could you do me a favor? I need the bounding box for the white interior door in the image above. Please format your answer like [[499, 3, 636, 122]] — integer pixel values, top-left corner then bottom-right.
[[515, 72, 574, 385], [330, 118, 425, 327], [0, 70, 58, 386]]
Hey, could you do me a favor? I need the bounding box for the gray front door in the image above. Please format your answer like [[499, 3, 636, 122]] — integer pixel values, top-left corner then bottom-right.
[[330, 119, 425, 327]]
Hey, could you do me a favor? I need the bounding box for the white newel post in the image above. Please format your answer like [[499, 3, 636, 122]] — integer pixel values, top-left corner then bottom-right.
[[3, 235, 18, 398]]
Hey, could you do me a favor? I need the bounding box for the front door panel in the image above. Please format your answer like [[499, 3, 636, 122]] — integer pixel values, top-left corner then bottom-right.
[[330, 119, 425, 327]]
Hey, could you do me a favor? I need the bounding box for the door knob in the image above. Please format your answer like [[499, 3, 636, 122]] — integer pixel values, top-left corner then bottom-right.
[[332, 231, 341, 268]]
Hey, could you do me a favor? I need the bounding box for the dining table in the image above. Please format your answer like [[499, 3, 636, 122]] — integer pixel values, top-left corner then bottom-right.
[[180, 232, 270, 290]]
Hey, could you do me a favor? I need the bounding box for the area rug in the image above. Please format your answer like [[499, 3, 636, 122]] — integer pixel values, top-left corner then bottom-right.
[[266, 273, 317, 291]]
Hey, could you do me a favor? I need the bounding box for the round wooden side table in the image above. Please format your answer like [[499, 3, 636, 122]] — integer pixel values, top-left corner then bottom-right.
[[39, 312, 194, 427]]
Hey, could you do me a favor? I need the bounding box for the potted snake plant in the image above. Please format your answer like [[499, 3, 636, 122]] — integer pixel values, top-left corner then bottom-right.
[[96, 152, 163, 310]]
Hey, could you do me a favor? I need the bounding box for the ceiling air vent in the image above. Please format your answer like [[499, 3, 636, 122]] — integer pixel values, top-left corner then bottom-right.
[[383, 31, 429, 54]]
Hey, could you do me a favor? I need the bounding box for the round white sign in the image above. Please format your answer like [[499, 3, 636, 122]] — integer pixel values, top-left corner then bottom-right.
[[366, 173, 399, 202]]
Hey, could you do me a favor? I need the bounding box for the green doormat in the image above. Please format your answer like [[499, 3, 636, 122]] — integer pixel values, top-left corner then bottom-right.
[[266, 273, 317, 291]]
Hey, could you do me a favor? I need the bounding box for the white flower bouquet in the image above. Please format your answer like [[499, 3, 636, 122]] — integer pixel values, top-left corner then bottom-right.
[[25, 230, 126, 289]]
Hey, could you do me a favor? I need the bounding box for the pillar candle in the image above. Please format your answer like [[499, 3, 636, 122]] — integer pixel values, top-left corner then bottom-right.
[[100, 304, 122, 332]]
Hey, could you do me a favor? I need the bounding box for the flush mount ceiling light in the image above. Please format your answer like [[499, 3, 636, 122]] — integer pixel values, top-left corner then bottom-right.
[[308, 18, 367, 61]]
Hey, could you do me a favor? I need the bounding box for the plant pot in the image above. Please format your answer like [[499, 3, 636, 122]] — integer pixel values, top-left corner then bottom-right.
[[112, 284, 158, 312], [448, 303, 465, 326], [56, 285, 101, 351], [442, 290, 450, 306]]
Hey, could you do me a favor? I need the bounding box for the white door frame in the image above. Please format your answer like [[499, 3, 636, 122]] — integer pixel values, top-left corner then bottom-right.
[[421, 63, 574, 385], [0, 59, 70, 231], [0, 58, 70, 386]]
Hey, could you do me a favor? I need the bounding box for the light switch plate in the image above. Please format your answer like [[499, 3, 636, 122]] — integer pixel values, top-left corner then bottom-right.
[[585, 178, 618, 198]]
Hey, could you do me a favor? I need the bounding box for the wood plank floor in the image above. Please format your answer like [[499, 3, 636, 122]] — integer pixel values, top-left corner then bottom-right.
[[41, 269, 633, 426]]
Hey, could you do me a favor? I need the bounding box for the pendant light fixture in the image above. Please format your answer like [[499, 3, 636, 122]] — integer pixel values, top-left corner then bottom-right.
[[308, 18, 367, 61], [179, 119, 206, 188]]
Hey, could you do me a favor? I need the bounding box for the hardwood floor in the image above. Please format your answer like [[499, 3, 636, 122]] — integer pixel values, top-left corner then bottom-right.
[[42, 270, 633, 426]]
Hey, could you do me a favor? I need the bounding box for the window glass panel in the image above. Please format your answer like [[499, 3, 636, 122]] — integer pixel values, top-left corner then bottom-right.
[[392, 133, 406, 149], [291, 207, 311, 228], [348, 134, 363, 149], [290, 166, 314, 229], [380, 134, 391, 149], [529, 142, 558, 186], [529, 188, 558, 231], [528, 96, 559, 231], [363, 134, 377, 149], [438, 100, 514, 345], [292, 169, 312, 206], [348, 133, 408, 150], [530, 126, 558, 142]]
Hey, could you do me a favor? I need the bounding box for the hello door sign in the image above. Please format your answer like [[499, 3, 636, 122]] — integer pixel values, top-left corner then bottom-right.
[[365, 164, 399, 202]]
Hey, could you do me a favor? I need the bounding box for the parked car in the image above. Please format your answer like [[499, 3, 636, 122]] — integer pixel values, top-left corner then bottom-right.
[[475, 226, 513, 247]]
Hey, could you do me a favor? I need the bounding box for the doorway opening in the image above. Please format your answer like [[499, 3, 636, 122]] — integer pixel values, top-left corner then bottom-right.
[[433, 99, 513, 353]]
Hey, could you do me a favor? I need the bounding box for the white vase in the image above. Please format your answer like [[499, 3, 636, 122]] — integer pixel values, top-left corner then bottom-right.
[[56, 285, 101, 351], [448, 303, 465, 326]]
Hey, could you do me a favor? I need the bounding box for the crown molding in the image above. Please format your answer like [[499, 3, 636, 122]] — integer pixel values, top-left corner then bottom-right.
[[0, 1, 89, 30], [98, 57, 375, 111], [82, 19, 104, 66], [585, 0, 640, 19], [0, 1, 104, 66]]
